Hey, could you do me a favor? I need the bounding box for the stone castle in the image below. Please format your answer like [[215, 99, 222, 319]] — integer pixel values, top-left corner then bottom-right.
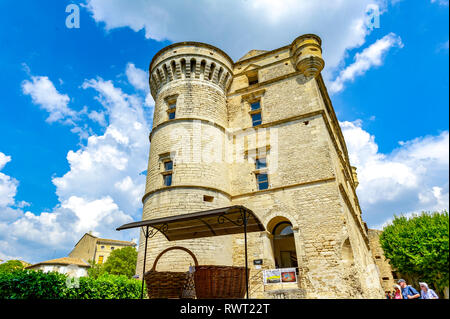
[[136, 34, 385, 298]]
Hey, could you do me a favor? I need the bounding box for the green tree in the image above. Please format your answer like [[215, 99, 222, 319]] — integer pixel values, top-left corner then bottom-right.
[[87, 260, 105, 279], [379, 211, 449, 294], [0, 260, 26, 272], [102, 246, 137, 279]]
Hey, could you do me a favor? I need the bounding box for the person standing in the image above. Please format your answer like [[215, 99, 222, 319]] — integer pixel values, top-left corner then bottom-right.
[[398, 279, 420, 299], [392, 284, 403, 299], [419, 282, 439, 299]]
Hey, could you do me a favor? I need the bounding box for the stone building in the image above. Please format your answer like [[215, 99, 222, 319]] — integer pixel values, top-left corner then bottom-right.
[[69, 232, 136, 264], [367, 229, 396, 295], [137, 34, 384, 298]]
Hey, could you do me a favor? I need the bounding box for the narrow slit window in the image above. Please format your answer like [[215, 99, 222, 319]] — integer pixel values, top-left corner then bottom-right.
[[251, 112, 262, 126], [257, 173, 269, 190]]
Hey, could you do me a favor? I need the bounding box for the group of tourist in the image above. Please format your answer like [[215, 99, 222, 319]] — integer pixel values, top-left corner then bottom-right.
[[386, 279, 439, 299]]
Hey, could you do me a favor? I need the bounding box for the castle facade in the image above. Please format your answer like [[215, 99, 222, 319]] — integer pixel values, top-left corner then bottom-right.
[[137, 34, 384, 298]]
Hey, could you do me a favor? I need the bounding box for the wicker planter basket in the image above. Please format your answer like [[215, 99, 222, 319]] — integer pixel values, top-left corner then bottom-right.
[[145, 246, 198, 299], [194, 265, 248, 299]]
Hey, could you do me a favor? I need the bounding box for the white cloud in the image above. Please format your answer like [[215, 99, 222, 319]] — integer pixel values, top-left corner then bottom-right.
[[0, 152, 18, 208], [341, 120, 449, 228], [126, 62, 148, 91], [85, 0, 386, 74], [431, 0, 449, 6], [22, 75, 75, 123], [0, 152, 11, 170], [126, 62, 155, 109], [329, 33, 403, 93], [0, 64, 151, 263], [88, 110, 107, 126], [21, 74, 98, 140]]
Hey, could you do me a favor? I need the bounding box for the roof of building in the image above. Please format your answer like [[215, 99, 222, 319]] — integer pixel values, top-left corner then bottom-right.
[[237, 50, 268, 62], [72, 232, 136, 248], [26, 257, 90, 269], [96, 237, 136, 246]]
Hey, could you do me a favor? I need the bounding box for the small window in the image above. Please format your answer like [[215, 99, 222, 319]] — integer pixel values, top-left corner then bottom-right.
[[382, 277, 389, 281], [168, 102, 176, 120], [164, 161, 173, 171], [255, 158, 267, 170], [164, 174, 172, 186], [111, 247, 115, 250], [256, 173, 268, 190], [203, 195, 214, 202], [163, 160, 173, 186], [100, 246, 105, 249], [251, 112, 262, 126], [250, 101, 261, 111], [375, 255, 381, 259], [248, 74, 258, 86], [98, 256, 104, 264]]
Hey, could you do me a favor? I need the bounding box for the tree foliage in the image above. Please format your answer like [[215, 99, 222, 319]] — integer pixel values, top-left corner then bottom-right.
[[0, 260, 26, 273], [87, 260, 106, 279], [379, 211, 449, 292], [102, 246, 137, 279]]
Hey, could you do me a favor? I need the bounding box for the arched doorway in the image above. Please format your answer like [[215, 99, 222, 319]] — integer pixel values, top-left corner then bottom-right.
[[270, 220, 298, 268]]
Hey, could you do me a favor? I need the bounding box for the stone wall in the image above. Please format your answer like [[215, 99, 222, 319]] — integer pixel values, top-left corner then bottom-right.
[[136, 35, 385, 299], [368, 229, 396, 294]]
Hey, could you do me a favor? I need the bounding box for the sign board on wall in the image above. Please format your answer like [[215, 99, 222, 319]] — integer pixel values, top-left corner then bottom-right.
[[263, 268, 297, 285]]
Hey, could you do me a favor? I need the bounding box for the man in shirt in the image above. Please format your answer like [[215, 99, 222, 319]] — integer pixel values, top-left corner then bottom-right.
[[398, 279, 420, 299]]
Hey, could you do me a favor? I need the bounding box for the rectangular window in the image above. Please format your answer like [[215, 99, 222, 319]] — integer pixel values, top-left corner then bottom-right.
[[256, 173, 269, 190], [164, 161, 173, 171], [255, 158, 267, 170], [162, 159, 173, 187], [251, 112, 262, 126], [163, 174, 172, 186], [168, 102, 176, 120], [203, 195, 214, 202], [248, 74, 258, 86], [111, 247, 115, 250], [98, 256, 104, 264], [250, 101, 261, 111]]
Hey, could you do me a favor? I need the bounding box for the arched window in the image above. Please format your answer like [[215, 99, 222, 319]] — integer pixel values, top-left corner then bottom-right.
[[209, 63, 216, 81], [180, 59, 186, 78], [270, 220, 298, 269], [200, 60, 206, 80], [171, 60, 177, 79]]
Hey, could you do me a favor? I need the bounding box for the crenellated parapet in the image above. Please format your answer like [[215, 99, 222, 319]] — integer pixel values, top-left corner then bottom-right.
[[149, 42, 234, 98]]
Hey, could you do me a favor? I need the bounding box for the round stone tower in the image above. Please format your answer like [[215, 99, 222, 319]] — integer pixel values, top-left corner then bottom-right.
[[137, 42, 235, 274], [291, 34, 324, 78]]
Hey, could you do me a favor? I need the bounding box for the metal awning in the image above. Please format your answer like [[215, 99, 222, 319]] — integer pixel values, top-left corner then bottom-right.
[[116, 205, 265, 299], [116, 205, 264, 241]]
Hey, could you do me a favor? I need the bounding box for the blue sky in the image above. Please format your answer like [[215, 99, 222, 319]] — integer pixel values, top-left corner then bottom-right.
[[0, 0, 448, 263]]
